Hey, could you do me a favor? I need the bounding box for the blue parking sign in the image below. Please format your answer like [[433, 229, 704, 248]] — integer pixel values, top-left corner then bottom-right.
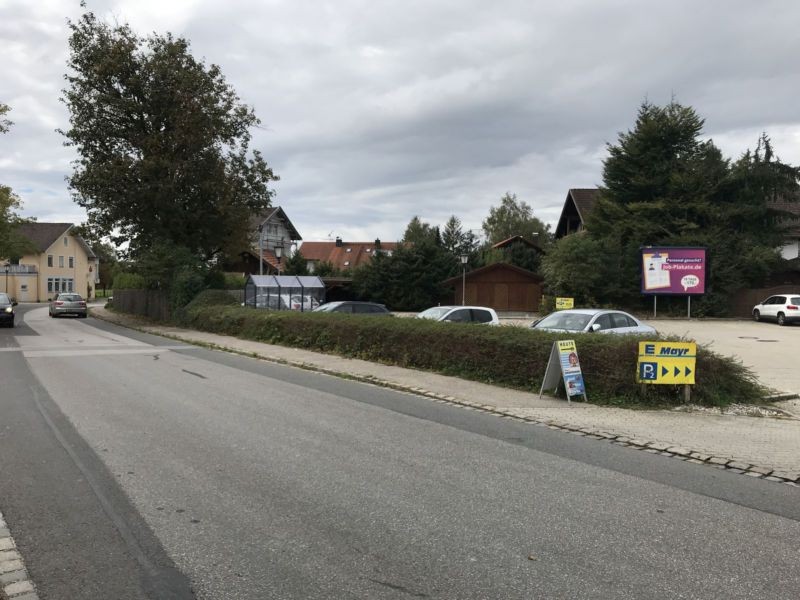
[[639, 362, 658, 381]]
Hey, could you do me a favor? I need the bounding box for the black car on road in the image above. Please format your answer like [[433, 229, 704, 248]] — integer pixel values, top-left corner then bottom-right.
[[0, 292, 17, 327]]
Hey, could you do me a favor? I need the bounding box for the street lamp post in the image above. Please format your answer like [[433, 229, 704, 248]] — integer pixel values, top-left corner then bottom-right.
[[4, 263, 9, 295], [258, 225, 264, 276], [460, 254, 469, 305], [275, 239, 284, 275]]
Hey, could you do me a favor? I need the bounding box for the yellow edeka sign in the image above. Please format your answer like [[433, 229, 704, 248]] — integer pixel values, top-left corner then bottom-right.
[[555, 297, 574, 310], [637, 342, 696, 385]]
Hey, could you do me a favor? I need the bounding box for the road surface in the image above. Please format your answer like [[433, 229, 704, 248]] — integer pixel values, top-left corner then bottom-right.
[[1, 305, 798, 599]]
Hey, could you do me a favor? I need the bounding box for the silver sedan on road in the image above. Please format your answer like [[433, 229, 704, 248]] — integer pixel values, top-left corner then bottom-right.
[[49, 293, 88, 318], [531, 308, 656, 335]]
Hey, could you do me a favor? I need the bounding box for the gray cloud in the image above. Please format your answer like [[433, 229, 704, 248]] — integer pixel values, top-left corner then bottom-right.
[[1, 0, 799, 243]]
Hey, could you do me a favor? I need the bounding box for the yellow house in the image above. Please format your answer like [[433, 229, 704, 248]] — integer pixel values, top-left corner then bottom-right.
[[1, 223, 99, 302]]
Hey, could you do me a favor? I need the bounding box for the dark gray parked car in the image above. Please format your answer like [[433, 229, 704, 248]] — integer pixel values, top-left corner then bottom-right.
[[313, 301, 391, 315], [0, 293, 17, 327], [49, 293, 88, 318]]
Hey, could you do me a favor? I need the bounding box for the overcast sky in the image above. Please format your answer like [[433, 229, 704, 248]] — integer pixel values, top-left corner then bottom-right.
[[2, 0, 799, 244]]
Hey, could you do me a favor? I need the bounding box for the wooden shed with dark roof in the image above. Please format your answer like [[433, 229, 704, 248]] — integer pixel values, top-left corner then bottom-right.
[[554, 188, 600, 238], [442, 262, 543, 313]]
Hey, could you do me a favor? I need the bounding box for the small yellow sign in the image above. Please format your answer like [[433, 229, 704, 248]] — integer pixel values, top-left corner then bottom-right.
[[637, 341, 696, 385], [555, 297, 574, 310]]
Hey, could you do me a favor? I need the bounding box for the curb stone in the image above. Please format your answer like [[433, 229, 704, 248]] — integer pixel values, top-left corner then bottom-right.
[[90, 308, 800, 489], [0, 512, 38, 600]]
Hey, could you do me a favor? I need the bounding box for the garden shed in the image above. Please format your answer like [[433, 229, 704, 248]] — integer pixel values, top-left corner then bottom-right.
[[244, 275, 326, 311], [442, 262, 543, 313]]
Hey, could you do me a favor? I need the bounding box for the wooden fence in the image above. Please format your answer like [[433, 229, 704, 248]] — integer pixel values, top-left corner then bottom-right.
[[113, 289, 171, 321], [730, 285, 800, 318]]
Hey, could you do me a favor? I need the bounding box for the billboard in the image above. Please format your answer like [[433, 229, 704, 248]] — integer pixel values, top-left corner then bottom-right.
[[641, 247, 706, 295]]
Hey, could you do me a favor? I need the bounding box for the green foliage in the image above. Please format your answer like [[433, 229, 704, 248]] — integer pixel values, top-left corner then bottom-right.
[[556, 101, 800, 315], [170, 268, 209, 309], [176, 305, 764, 407], [312, 260, 339, 277], [352, 240, 458, 310], [223, 273, 247, 289], [183, 289, 239, 310], [441, 215, 479, 256], [61, 10, 278, 261], [541, 234, 614, 304], [112, 272, 146, 289], [482, 193, 551, 246], [0, 185, 35, 260], [402, 216, 440, 245], [204, 269, 227, 290], [0, 102, 11, 133], [282, 249, 309, 276]]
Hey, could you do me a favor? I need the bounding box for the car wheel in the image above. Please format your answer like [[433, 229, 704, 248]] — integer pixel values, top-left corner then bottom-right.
[[777, 312, 786, 326], [752, 309, 760, 322]]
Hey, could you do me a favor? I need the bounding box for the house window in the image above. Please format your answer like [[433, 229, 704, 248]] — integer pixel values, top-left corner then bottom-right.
[[64, 237, 68, 246], [48, 278, 54, 293], [365, 248, 371, 253], [346, 248, 352, 253], [59, 256, 64, 268], [69, 256, 74, 268], [343, 261, 350, 266], [47, 255, 53, 267]]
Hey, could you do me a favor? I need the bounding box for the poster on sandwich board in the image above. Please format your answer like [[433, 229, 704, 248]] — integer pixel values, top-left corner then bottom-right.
[[539, 340, 587, 403]]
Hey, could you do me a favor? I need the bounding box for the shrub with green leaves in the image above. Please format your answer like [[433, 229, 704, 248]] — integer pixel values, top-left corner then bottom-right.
[[177, 302, 764, 407]]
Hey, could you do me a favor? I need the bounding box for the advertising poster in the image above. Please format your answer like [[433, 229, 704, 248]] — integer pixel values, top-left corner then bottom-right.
[[641, 247, 707, 295], [557, 340, 585, 397], [555, 297, 574, 310]]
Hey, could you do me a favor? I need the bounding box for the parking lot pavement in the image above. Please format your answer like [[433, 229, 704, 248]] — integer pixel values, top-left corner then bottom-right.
[[647, 319, 800, 396]]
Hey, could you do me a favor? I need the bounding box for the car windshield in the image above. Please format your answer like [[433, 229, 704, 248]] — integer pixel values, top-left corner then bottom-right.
[[417, 307, 452, 320], [0, 293, 9, 304], [535, 312, 593, 331], [313, 303, 341, 312]]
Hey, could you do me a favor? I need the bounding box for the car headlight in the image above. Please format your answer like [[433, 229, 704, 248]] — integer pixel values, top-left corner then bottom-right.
[[4, 307, 12, 313]]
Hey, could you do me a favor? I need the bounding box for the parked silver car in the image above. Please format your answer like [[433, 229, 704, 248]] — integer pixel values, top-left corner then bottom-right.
[[416, 306, 500, 325], [752, 293, 800, 326], [531, 309, 656, 335], [49, 293, 88, 318]]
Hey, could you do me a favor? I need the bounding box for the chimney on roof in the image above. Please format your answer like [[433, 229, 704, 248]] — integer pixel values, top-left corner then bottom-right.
[[335, 236, 342, 247], [374, 238, 381, 249]]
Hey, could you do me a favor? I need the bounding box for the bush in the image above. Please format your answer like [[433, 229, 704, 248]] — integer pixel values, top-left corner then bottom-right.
[[183, 289, 240, 311], [112, 272, 146, 289], [176, 305, 764, 407], [223, 273, 247, 289]]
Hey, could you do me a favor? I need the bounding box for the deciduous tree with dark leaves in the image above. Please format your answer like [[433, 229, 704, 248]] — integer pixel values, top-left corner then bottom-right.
[[60, 9, 278, 266]]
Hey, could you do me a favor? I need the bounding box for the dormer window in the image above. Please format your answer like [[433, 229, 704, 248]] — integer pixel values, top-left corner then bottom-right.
[[365, 248, 371, 253], [343, 261, 350, 266], [346, 248, 352, 253]]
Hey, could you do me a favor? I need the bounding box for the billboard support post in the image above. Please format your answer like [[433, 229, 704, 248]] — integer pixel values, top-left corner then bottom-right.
[[687, 296, 691, 319]]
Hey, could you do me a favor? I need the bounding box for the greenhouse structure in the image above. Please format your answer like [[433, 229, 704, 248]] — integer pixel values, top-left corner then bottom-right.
[[243, 275, 326, 311]]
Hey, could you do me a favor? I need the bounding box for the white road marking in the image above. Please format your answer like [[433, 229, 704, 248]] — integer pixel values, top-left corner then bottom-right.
[[20, 345, 196, 358]]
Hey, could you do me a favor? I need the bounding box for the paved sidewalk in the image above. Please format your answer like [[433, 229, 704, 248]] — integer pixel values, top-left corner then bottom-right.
[[89, 305, 800, 484]]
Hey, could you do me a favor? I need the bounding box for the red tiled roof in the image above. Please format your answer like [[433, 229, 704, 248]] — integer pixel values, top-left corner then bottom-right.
[[299, 241, 399, 270]]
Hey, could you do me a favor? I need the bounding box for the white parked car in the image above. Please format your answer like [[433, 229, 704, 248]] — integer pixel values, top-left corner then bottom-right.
[[416, 306, 500, 325], [531, 309, 657, 335], [752, 293, 800, 326]]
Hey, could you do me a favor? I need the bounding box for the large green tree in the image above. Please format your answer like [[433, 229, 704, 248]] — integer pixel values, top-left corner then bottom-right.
[[60, 10, 278, 263], [482, 193, 551, 246], [551, 101, 799, 315], [441, 215, 479, 256], [0, 104, 35, 260]]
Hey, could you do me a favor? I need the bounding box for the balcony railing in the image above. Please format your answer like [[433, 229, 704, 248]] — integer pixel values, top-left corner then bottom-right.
[[3, 264, 37, 274]]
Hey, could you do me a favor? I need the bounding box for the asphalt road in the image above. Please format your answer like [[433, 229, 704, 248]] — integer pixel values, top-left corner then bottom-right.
[[1, 305, 798, 599]]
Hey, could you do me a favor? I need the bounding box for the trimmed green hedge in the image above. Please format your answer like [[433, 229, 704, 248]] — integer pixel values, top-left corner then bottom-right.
[[176, 304, 764, 407]]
